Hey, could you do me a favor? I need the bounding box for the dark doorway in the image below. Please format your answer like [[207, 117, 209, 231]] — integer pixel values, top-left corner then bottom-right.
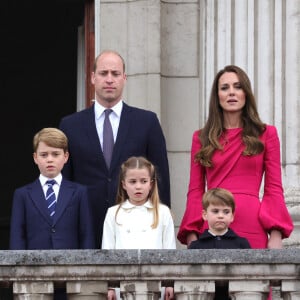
[[0, 0, 85, 250]]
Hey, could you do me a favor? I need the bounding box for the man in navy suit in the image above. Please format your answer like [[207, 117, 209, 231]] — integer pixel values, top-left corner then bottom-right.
[[9, 127, 95, 250], [59, 50, 170, 248]]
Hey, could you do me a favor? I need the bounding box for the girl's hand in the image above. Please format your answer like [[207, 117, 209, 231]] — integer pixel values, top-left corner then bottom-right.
[[107, 289, 117, 300], [164, 287, 174, 300], [267, 229, 283, 249]]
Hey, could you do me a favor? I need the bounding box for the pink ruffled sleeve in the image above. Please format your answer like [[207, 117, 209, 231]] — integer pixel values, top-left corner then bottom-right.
[[177, 130, 206, 244], [259, 125, 294, 238]]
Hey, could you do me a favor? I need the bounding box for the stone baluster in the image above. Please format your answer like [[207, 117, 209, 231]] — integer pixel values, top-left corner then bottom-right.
[[13, 281, 53, 300], [174, 280, 215, 300], [229, 280, 270, 300], [67, 281, 107, 299], [120, 280, 161, 300], [281, 280, 300, 300]]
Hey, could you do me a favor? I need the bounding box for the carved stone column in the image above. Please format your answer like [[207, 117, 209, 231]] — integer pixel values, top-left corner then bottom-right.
[[229, 280, 269, 300], [13, 281, 53, 300], [120, 281, 161, 300], [67, 281, 107, 299], [174, 280, 215, 300], [281, 280, 300, 300]]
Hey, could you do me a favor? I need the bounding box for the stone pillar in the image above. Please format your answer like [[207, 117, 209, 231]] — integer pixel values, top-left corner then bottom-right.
[[281, 280, 300, 300], [67, 281, 107, 299], [13, 281, 53, 300], [174, 280, 215, 300], [120, 281, 161, 300], [229, 280, 270, 300], [283, 0, 300, 249]]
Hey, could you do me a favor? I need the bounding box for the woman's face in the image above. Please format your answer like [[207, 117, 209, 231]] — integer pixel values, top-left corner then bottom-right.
[[218, 72, 246, 113]]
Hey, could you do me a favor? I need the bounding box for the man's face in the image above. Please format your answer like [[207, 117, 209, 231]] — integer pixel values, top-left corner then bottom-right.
[[91, 52, 127, 107]]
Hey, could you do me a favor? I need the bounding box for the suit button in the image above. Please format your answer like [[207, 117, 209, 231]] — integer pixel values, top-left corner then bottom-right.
[[107, 178, 112, 182], [51, 228, 56, 233]]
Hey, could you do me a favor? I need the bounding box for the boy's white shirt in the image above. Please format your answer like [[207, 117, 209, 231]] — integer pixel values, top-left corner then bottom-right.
[[102, 200, 176, 249], [39, 173, 62, 202]]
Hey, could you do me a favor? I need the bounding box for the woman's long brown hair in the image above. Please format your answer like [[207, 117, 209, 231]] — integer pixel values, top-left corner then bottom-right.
[[196, 65, 266, 167]]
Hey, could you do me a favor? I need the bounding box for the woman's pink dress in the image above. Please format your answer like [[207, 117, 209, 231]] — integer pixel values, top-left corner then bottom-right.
[[177, 125, 293, 248]]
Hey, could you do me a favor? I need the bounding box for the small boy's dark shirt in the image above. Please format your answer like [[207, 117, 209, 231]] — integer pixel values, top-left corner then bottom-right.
[[188, 228, 251, 249], [188, 228, 251, 300]]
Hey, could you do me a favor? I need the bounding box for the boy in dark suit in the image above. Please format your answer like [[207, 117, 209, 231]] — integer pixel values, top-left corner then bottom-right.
[[188, 188, 251, 299], [10, 128, 95, 298]]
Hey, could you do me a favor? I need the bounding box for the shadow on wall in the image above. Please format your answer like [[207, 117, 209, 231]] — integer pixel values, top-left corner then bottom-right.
[[0, 0, 84, 250]]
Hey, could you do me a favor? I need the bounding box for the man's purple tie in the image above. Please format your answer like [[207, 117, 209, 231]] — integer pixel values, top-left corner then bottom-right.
[[46, 180, 56, 218], [103, 109, 114, 168]]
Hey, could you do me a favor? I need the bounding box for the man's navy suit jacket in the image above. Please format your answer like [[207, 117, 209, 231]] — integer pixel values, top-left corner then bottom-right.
[[9, 178, 95, 250], [59, 102, 170, 247]]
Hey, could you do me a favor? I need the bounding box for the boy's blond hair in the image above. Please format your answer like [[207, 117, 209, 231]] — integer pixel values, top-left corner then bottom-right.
[[33, 128, 68, 152], [202, 188, 235, 213]]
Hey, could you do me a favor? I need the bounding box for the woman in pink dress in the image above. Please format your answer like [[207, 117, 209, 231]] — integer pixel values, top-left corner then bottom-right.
[[177, 65, 293, 249]]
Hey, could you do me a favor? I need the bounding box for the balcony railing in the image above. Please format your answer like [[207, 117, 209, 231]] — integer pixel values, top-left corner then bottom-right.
[[0, 249, 299, 299]]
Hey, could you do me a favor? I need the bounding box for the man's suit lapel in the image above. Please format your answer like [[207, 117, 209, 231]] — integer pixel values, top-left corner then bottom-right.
[[83, 105, 113, 171], [83, 105, 102, 152], [83, 103, 133, 172], [110, 103, 132, 171], [30, 180, 52, 225]]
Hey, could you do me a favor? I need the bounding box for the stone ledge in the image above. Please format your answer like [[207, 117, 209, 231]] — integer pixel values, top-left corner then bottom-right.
[[2, 249, 300, 264], [1, 249, 300, 265]]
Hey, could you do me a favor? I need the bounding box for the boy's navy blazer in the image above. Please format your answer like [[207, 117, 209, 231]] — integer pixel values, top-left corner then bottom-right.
[[9, 178, 95, 250], [59, 102, 170, 247]]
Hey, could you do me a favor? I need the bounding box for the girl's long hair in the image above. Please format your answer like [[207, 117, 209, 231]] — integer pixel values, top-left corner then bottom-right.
[[196, 65, 266, 167], [115, 156, 160, 228]]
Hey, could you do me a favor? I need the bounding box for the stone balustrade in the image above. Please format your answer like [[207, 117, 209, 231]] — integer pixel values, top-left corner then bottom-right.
[[0, 249, 299, 299]]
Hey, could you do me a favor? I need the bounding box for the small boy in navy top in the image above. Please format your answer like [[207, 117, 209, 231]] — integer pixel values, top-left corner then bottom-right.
[[188, 188, 251, 299]]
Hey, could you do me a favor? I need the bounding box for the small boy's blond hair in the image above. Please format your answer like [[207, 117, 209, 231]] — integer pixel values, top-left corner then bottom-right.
[[33, 128, 68, 153], [202, 188, 235, 213]]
